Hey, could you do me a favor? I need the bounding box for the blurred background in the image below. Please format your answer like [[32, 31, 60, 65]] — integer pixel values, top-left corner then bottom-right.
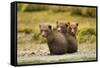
[[17, 3, 96, 44]]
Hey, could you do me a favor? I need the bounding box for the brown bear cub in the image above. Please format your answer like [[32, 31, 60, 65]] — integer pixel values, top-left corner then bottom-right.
[[56, 21, 78, 53], [56, 21, 68, 33], [67, 22, 78, 38], [39, 23, 68, 55]]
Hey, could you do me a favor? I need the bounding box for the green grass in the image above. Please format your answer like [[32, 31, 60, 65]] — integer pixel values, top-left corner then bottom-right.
[[17, 11, 96, 44], [78, 26, 96, 43], [17, 4, 96, 17]]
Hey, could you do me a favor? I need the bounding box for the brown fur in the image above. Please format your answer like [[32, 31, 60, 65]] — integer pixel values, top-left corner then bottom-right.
[[56, 21, 78, 53], [39, 23, 68, 55], [67, 22, 78, 38]]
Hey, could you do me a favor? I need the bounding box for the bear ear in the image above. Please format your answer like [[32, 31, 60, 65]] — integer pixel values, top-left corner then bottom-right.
[[76, 23, 78, 26], [67, 22, 70, 25], [65, 23, 68, 27], [48, 25, 52, 29]]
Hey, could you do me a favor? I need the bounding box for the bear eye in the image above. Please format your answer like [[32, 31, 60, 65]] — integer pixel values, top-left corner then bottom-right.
[[45, 30, 48, 32], [69, 27, 72, 29], [74, 27, 76, 30]]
